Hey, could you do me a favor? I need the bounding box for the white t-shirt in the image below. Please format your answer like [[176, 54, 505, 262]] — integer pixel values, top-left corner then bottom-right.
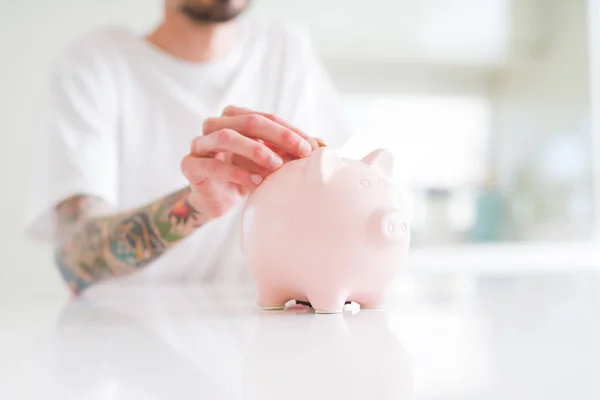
[[24, 20, 352, 286]]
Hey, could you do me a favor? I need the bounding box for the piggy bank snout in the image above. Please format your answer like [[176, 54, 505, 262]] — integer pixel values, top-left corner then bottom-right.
[[372, 208, 409, 244]]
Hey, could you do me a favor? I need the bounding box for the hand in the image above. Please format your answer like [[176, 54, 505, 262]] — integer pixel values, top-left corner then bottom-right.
[[180, 105, 319, 218], [216, 105, 320, 167]]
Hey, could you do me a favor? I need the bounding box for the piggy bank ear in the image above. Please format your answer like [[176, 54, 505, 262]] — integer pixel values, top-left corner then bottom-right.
[[306, 147, 345, 182], [361, 148, 394, 177]]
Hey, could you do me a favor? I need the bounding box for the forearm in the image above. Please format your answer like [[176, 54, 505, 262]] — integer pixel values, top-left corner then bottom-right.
[[55, 187, 205, 294]]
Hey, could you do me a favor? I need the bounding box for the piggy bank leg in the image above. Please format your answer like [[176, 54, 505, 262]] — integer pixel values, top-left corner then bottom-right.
[[307, 293, 348, 314], [353, 292, 388, 310], [256, 287, 290, 311]]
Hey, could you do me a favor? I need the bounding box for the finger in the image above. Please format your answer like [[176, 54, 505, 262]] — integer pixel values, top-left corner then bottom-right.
[[181, 155, 264, 188], [190, 129, 283, 170], [231, 154, 272, 175], [280, 153, 298, 163], [260, 141, 303, 163], [261, 141, 308, 163], [222, 105, 320, 150], [203, 114, 313, 158], [238, 185, 252, 197]]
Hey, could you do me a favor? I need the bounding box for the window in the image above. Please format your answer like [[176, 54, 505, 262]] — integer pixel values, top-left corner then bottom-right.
[[340, 94, 490, 188]]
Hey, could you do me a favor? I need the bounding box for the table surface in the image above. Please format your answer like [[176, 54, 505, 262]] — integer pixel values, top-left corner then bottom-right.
[[1, 272, 599, 400]]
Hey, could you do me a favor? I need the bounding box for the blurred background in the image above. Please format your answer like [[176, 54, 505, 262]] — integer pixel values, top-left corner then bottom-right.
[[252, 0, 595, 247], [1, 0, 599, 294]]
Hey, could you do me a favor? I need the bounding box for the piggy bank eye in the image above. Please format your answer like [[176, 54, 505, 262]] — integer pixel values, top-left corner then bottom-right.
[[377, 179, 388, 187], [359, 178, 372, 187]]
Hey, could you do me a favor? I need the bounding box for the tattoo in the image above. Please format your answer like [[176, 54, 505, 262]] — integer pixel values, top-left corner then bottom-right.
[[71, 219, 105, 253], [169, 198, 200, 225], [110, 212, 166, 267], [55, 250, 91, 295], [79, 256, 112, 280], [54, 187, 205, 294], [154, 188, 202, 242]]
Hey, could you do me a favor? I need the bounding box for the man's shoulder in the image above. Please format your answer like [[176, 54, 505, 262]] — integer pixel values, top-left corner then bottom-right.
[[54, 26, 134, 70]]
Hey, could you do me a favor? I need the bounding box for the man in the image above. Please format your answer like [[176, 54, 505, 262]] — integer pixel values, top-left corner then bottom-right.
[[24, 0, 351, 294]]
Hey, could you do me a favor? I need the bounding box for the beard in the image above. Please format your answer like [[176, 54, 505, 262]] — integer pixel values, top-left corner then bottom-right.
[[178, 0, 249, 24]]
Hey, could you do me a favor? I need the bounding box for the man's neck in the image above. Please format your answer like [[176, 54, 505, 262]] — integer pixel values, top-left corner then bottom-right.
[[146, 9, 240, 63]]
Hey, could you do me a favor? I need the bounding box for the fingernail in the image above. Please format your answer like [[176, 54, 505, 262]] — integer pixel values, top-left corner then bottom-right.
[[270, 154, 283, 169], [250, 173, 263, 185], [315, 137, 327, 147], [308, 137, 319, 149], [299, 140, 312, 156]]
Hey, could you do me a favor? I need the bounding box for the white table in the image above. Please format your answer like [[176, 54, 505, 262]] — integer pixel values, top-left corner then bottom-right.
[[1, 272, 599, 400]]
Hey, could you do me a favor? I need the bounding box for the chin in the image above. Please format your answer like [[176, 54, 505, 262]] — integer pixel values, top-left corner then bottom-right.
[[178, 0, 250, 24]]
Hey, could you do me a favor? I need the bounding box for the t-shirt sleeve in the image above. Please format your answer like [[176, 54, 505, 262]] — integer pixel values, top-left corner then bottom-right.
[[23, 41, 119, 243], [276, 25, 355, 149]]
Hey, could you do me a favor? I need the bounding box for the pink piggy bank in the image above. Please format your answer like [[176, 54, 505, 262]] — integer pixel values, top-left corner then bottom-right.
[[240, 147, 411, 313]]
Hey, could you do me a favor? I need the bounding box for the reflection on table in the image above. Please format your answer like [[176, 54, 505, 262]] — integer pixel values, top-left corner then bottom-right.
[[29, 285, 413, 400]]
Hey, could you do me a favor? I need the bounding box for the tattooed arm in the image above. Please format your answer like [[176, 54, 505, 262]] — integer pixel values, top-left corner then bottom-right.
[[51, 106, 322, 294], [54, 187, 204, 294]]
